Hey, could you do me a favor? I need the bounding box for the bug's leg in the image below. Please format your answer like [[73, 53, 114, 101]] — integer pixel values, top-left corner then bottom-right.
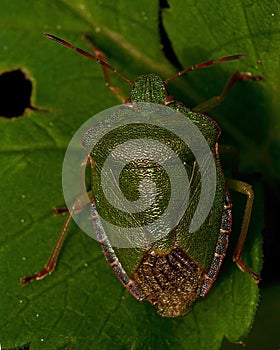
[[21, 157, 92, 285], [193, 72, 263, 113], [84, 34, 128, 102], [52, 207, 69, 214], [20, 192, 93, 285], [20, 203, 75, 285], [226, 178, 261, 282]]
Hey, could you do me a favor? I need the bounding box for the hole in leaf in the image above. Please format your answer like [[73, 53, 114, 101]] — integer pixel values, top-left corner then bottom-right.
[[0, 69, 33, 118]]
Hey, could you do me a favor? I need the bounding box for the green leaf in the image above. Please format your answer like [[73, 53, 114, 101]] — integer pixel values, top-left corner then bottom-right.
[[0, 0, 272, 349], [221, 283, 280, 350]]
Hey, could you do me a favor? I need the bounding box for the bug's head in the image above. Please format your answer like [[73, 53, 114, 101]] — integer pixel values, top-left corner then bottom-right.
[[130, 74, 171, 105]]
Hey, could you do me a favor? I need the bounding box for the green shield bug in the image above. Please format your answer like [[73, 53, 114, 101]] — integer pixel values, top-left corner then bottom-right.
[[21, 34, 262, 318]]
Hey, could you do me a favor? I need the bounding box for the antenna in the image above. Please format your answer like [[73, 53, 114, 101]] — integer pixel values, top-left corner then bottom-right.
[[44, 34, 134, 87], [164, 54, 246, 85]]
